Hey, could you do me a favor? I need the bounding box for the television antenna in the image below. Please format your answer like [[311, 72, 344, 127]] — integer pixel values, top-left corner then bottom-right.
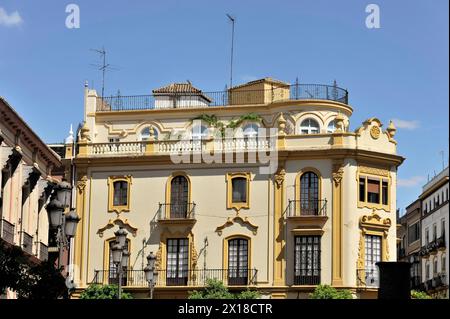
[[226, 14, 235, 89], [90, 47, 120, 98]]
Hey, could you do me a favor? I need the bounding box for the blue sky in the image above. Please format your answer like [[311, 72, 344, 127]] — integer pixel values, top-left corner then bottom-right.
[[0, 0, 448, 211]]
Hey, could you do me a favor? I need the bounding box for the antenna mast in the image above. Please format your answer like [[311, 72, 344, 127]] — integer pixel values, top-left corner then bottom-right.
[[226, 14, 235, 89], [90, 47, 110, 98]]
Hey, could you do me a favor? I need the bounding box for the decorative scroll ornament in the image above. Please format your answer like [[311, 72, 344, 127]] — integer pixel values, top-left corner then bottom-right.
[[97, 217, 138, 237], [215, 215, 258, 236], [332, 164, 344, 185], [76, 176, 88, 193], [274, 168, 286, 187], [155, 243, 163, 270]]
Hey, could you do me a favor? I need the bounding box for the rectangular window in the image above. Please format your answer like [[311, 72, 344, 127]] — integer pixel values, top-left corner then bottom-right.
[[367, 179, 380, 204], [166, 238, 189, 286], [232, 177, 247, 203], [228, 238, 249, 285], [108, 241, 129, 286], [382, 180, 388, 205], [433, 224, 437, 241], [442, 219, 446, 237], [425, 228, 429, 244], [359, 178, 366, 202], [408, 222, 420, 244], [364, 235, 381, 287], [294, 236, 321, 285], [113, 181, 128, 206]]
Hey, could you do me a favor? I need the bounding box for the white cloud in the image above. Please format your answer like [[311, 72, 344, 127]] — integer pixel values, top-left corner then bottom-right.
[[392, 118, 419, 130], [397, 176, 426, 187], [0, 7, 23, 27]]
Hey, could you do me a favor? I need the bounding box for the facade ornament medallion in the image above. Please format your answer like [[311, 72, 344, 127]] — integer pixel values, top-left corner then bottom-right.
[[370, 125, 381, 139]]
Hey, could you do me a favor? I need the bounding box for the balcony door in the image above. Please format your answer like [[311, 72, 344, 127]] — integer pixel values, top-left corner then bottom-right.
[[294, 236, 321, 285], [170, 176, 189, 218], [300, 172, 319, 215], [108, 240, 129, 286], [365, 235, 381, 287], [166, 238, 189, 286], [228, 238, 248, 285]]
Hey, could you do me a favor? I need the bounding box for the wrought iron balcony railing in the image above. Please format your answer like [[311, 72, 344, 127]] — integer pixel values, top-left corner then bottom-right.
[[91, 268, 258, 287], [357, 267, 379, 288], [96, 83, 349, 112], [0, 218, 15, 244], [286, 199, 327, 217], [158, 202, 196, 220]]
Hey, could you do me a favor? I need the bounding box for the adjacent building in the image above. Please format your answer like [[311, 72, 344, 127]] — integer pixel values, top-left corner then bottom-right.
[[419, 167, 448, 298], [68, 78, 404, 298], [397, 199, 422, 290], [0, 97, 62, 298]]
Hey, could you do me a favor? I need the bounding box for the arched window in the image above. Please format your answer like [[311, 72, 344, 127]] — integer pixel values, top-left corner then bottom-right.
[[140, 127, 158, 141], [170, 175, 189, 218], [300, 172, 319, 215], [192, 125, 208, 139], [299, 118, 320, 134], [228, 238, 249, 285], [327, 120, 336, 133], [243, 123, 259, 138]]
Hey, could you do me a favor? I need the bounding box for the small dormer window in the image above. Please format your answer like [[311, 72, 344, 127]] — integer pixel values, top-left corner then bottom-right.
[[299, 118, 320, 134], [140, 127, 158, 141], [327, 120, 336, 133], [243, 123, 259, 138]]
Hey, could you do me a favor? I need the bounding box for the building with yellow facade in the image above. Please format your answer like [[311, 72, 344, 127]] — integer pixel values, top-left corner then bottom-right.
[[67, 78, 404, 298]]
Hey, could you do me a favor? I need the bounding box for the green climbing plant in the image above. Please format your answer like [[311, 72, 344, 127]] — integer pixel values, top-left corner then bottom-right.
[[191, 113, 262, 137]]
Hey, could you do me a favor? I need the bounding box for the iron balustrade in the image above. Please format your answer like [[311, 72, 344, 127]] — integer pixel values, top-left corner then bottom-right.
[[0, 218, 14, 244], [91, 268, 258, 287], [38, 242, 48, 261], [158, 202, 196, 220], [286, 199, 327, 217], [21, 231, 33, 255], [356, 267, 380, 288], [96, 84, 349, 112]]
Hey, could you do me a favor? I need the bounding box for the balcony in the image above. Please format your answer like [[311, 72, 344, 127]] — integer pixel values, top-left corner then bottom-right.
[[96, 83, 349, 112], [357, 267, 379, 288], [436, 235, 446, 250], [86, 137, 275, 157], [21, 231, 33, 255], [421, 236, 446, 256], [0, 218, 15, 244], [157, 203, 196, 226], [424, 274, 448, 291], [286, 199, 328, 229], [38, 242, 48, 261], [294, 273, 321, 285], [91, 268, 258, 287]]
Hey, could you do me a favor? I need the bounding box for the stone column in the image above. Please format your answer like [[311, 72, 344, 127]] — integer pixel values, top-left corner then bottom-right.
[[332, 162, 344, 286]]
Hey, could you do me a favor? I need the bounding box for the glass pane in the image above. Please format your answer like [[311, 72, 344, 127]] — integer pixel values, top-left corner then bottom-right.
[[232, 177, 247, 203]]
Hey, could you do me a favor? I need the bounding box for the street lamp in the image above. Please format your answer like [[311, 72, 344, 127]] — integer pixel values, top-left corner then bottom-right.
[[46, 180, 80, 298], [112, 227, 128, 299], [144, 252, 158, 299]]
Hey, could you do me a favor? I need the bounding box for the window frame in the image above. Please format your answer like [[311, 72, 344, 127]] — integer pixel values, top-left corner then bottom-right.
[[223, 235, 252, 286], [294, 235, 321, 285], [165, 172, 191, 219], [108, 175, 132, 213], [357, 168, 391, 211], [408, 221, 420, 245], [299, 118, 320, 135], [166, 238, 190, 286], [226, 172, 251, 211], [295, 168, 322, 216], [139, 126, 158, 141]]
